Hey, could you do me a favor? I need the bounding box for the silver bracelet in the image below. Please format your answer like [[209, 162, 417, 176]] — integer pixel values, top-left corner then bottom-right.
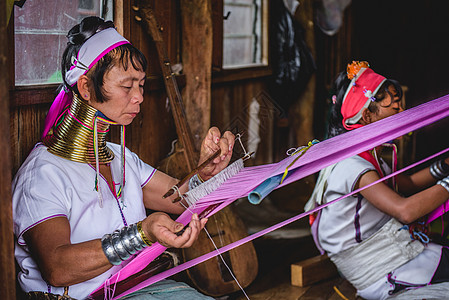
[[128, 223, 144, 251], [430, 159, 449, 180], [101, 234, 122, 265], [101, 223, 149, 265], [131, 223, 147, 249], [437, 177, 449, 193], [119, 226, 138, 255], [189, 174, 203, 190], [111, 230, 131, 261]]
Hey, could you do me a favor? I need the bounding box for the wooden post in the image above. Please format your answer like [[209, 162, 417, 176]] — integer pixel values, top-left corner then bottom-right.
[[0, 3, 16, 299], [180, 0, 213, 149], [291, 0, 316, 146]]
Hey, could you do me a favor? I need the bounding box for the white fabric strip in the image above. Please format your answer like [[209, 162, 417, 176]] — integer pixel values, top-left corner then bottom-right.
[[330, 218, 424, 290], [65, 28, 129, 85]]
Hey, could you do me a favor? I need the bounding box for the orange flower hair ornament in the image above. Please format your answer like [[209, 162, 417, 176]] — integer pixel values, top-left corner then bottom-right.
[[341, 61, 386, 130], [346, 61, 370, 80]]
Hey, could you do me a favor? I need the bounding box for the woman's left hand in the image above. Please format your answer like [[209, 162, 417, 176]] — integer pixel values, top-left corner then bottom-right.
[[143, 212, 207, 248], [197, 127, 235, 181]]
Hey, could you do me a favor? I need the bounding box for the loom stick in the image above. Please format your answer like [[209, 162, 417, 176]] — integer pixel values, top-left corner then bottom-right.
[[247, 174, 283, 205], [162, 149, 221, 199]]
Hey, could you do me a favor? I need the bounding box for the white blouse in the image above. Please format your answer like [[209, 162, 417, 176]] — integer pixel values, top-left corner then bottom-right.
[[13, 142, 155, 299], [317, 155, 392, 255]]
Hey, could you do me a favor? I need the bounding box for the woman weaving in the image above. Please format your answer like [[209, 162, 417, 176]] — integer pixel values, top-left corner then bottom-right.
[[12, 16, 234, 299], [305, 61, 449, 299]]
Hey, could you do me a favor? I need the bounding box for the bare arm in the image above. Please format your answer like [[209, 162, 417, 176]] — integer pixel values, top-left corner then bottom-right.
[[142, 170, 187, 214], [24, 213, 206, 287], [358, 170, 449, 224], [23, 217, 111, 287]]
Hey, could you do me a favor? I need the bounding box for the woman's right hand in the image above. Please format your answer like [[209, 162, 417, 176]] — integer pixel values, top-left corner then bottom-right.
[[141, 212, 207, 248]]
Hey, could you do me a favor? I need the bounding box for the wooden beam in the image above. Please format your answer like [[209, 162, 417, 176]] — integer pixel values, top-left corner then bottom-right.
[[211, 0, 223, 71], [0, 4, 16, 300], [180, 0, 213, 149], [291, 0, 316, 147], [291, 254, 338, 287]]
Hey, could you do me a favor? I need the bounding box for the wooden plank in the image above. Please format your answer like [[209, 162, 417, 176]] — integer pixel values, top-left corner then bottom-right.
[[11, 85, 58, 106], [134, 2, 198, 173], [212, 66, 271, 84], [113, 0, 125, 36], [180, 0, 213, 149], [281, 0, 319, 132], [291, 255, 338, 287], [1, 5, 16, 299], [211, 0, 223, 71]]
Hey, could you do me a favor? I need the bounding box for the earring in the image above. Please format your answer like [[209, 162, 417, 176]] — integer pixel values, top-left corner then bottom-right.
[[85, 94, 88, 98]]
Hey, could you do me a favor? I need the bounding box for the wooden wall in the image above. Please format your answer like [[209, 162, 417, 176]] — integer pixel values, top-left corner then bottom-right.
[[115, 0, 275, 171], [211, 79, 274, 167]]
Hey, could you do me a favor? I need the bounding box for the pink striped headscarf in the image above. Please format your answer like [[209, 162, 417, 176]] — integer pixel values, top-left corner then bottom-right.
[[341, 67, 386, 131], [42, 28, 130, 139]]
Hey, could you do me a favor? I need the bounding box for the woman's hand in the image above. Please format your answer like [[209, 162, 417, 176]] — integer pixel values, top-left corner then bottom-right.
[[197, 127, 235, 181], [142, 212, 207, 248]]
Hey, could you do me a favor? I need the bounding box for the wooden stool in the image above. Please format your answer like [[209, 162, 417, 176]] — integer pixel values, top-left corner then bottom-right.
[[291, 254, 362, 300]]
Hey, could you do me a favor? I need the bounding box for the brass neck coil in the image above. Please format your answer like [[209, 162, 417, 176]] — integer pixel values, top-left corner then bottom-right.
[[44, 94, 115, 164]]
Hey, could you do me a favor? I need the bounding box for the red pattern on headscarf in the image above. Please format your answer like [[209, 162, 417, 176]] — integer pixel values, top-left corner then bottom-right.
[[341, 67, 386, 130]]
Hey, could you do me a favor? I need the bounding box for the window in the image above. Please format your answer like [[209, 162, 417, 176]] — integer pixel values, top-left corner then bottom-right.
[[14, 0, 113, 86], [222, 0, 267, 68]]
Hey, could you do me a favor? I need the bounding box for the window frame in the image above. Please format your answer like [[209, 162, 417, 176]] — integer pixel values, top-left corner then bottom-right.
[[211, 0, 271, 84], [10, 0, 117, 108]]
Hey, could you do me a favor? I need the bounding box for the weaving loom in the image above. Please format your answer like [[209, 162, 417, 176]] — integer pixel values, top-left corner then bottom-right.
[[90, 94, 449, 299]]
